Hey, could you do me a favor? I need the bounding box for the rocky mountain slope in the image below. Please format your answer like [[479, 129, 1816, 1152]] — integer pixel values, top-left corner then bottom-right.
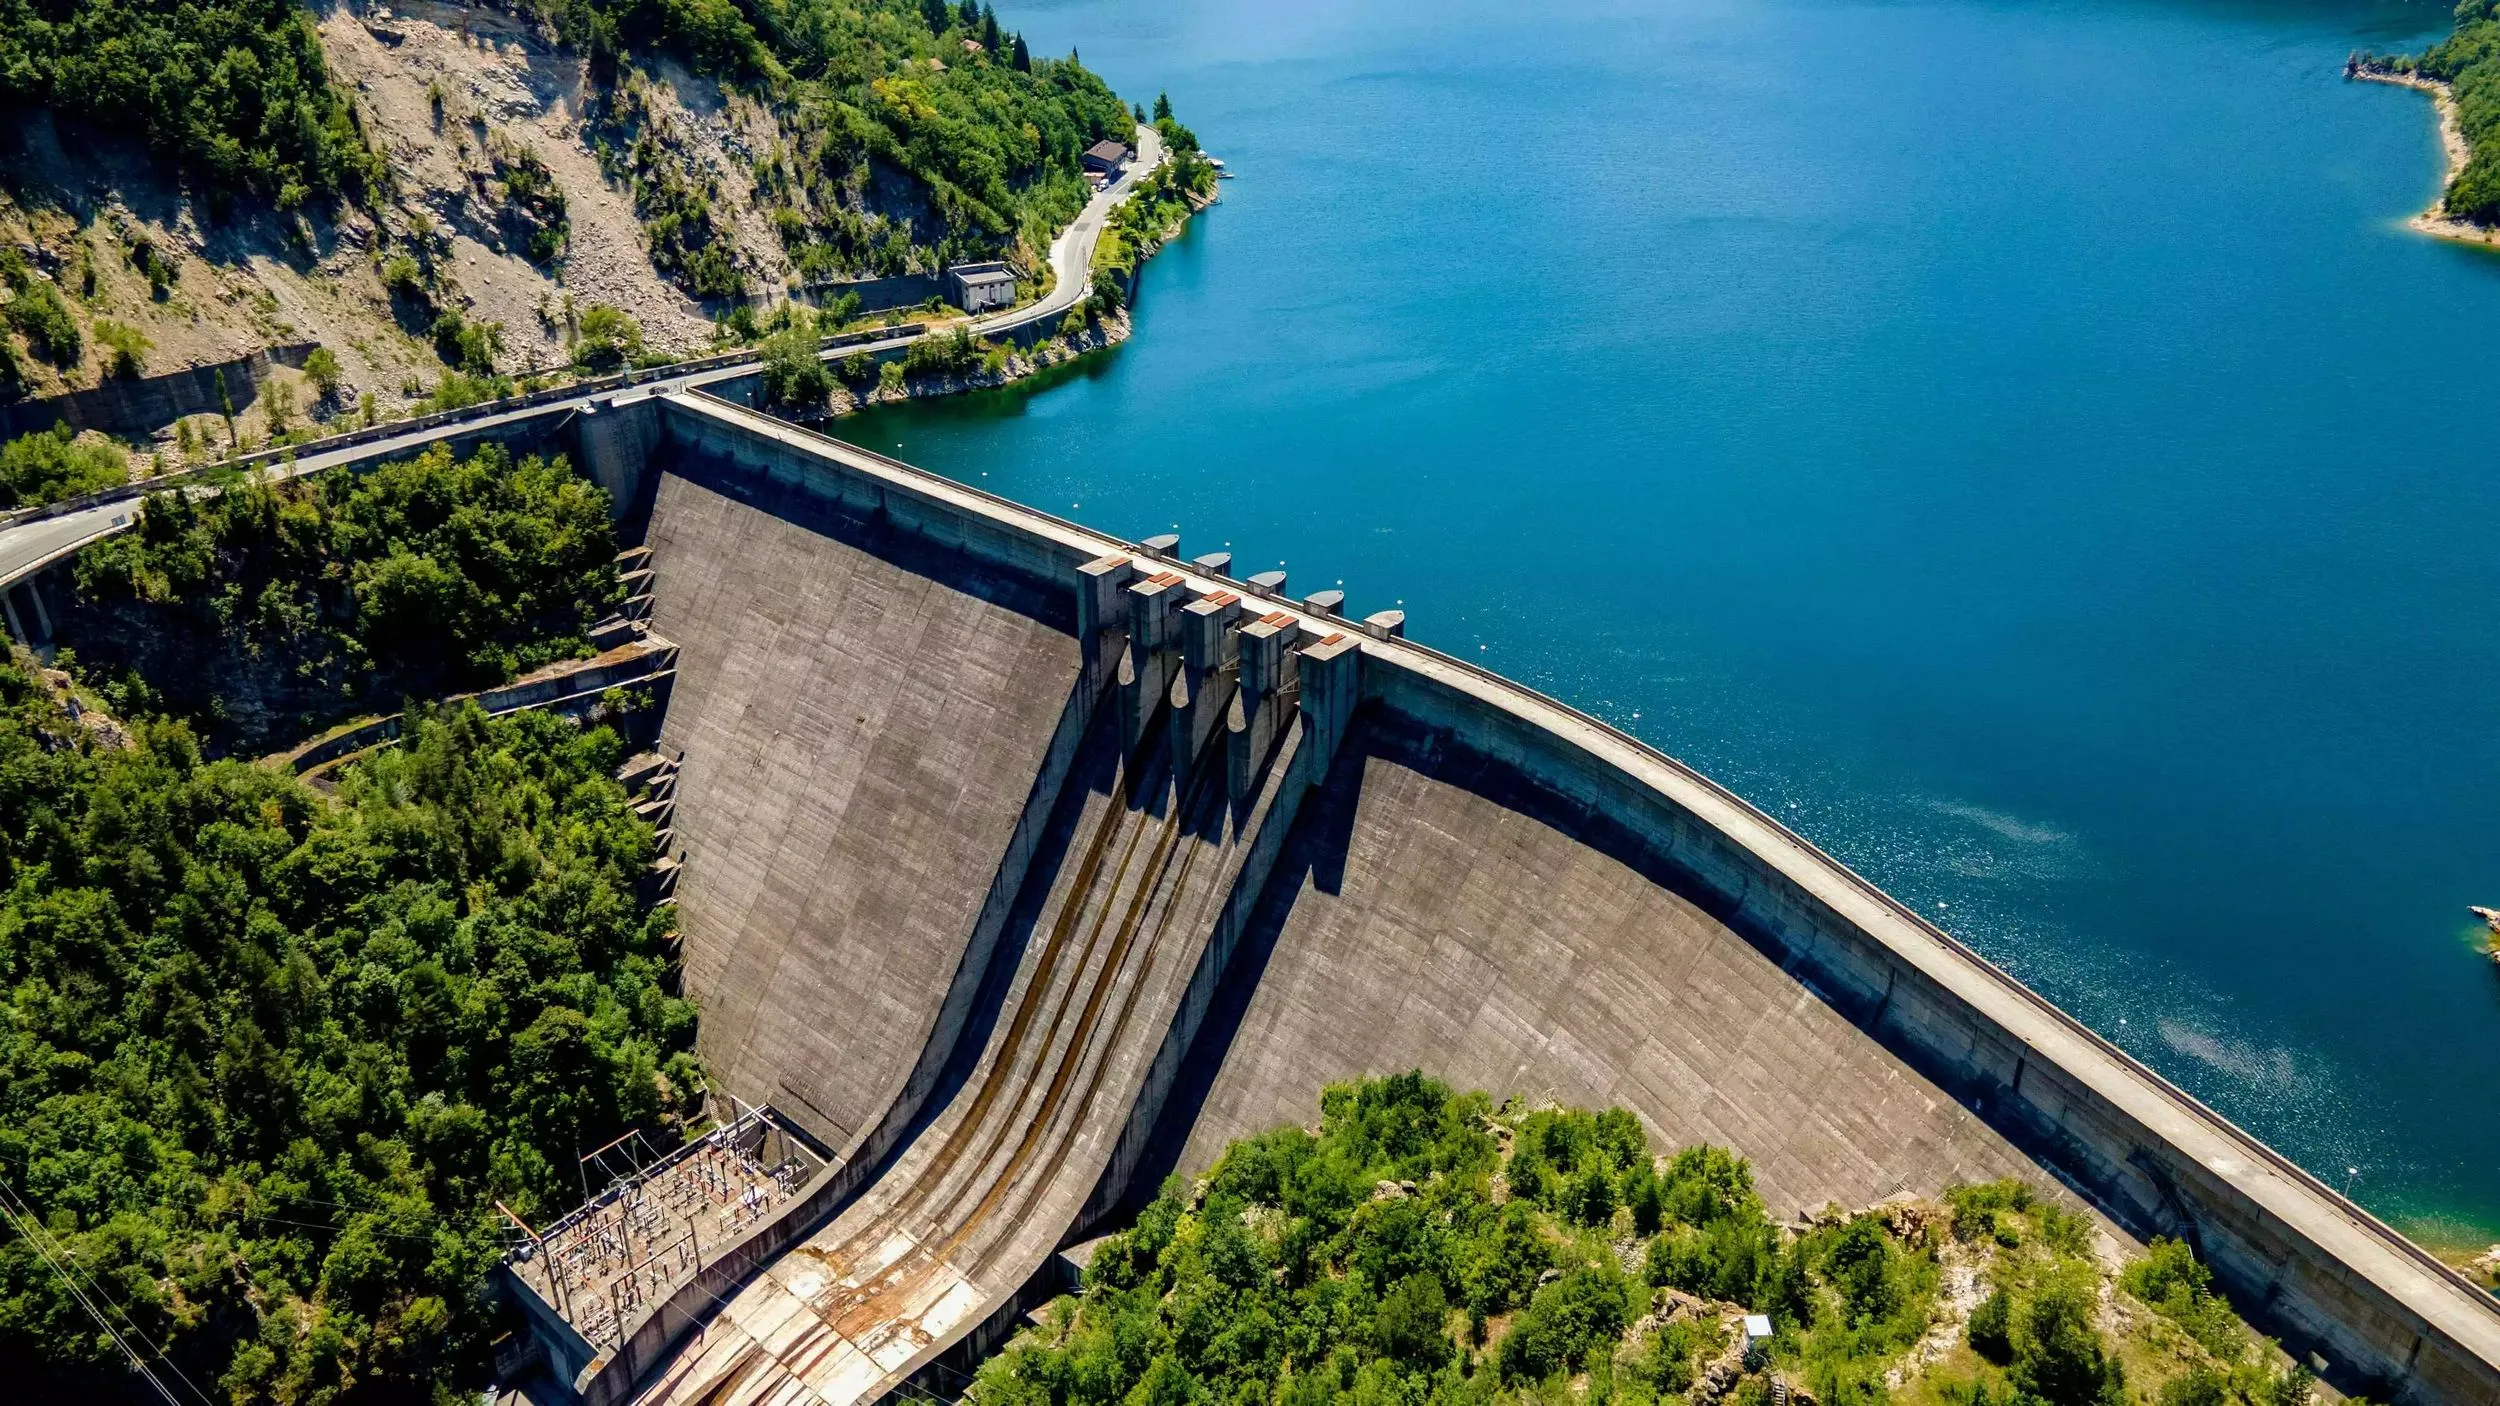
[[0, 0, 1139, 454]]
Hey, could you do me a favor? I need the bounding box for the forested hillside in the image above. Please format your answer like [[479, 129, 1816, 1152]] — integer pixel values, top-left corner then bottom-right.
[[0, 0, 385, 210], [0, 689, 694, 1400], [0, 443, 690, 1399], [63, 443, 623, 755], [978, 1075, 2326, 1406], [0, 0, 1143, 413]]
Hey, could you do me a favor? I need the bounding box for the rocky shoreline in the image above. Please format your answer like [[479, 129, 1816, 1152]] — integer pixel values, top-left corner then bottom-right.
[[2350, 66, 2500, 247]]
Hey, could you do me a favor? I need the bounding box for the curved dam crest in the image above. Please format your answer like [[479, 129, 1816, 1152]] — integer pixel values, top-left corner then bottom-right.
[[8, 380, 2486, 1403], [550, 388, 2499, 1406]]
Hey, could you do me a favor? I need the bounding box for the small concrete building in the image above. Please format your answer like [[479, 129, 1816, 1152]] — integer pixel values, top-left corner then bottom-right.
[[945, 261, 1018, 314], [1081, 139, 1130, 180]]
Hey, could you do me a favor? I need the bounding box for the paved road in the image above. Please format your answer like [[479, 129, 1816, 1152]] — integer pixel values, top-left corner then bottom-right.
[[979, 124, 1165, 336], [0, 388, 630, 588], [0, 127, 1167, 594]]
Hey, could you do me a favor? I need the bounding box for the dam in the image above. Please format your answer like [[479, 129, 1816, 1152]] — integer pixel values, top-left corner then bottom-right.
[[6, 382, 2498, 1405]]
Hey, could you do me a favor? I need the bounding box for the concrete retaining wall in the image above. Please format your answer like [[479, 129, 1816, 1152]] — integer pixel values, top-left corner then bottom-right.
[[275, 643, 676, 774], [801, 273, 945, 314], [0, 342, 318, 440]]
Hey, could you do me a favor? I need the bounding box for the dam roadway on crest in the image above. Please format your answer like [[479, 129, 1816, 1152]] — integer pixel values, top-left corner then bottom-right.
[[584, 392, 2500, 1406], [2, 384, 2496, 1406]]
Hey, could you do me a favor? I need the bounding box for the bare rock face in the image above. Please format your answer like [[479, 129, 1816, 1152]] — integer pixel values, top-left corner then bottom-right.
[[36, 666, 132, 751], [0, 3, 987, 433]]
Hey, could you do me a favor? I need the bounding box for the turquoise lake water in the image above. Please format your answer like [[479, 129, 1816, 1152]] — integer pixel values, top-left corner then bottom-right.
[[850, 0, 2500, 1243]]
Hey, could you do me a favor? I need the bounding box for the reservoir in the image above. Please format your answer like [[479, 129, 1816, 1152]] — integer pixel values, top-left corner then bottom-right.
[[853, 0, 2500, 1245]]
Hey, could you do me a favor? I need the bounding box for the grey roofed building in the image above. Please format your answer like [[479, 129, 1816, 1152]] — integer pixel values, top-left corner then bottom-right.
[[945, 261, 1018, 314], [1081, 139, 1130, 175]]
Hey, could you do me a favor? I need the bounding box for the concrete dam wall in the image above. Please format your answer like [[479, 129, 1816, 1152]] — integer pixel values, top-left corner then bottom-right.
[[1159, 704, 2044, 1218], [642, 457, 1083, 1154], [295, 386, 2496, 1405]]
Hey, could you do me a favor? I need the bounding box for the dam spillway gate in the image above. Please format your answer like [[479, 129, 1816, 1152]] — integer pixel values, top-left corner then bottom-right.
[[426, 388, 2500, 1406]]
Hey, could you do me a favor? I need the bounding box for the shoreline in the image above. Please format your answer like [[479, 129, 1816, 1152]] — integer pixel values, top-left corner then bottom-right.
[[784, 305, 1139, 424], [2351, 67, 2500, 247]]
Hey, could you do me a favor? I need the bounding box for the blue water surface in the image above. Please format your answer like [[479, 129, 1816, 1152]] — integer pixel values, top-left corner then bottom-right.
[[850, 0, 2500, 1241]]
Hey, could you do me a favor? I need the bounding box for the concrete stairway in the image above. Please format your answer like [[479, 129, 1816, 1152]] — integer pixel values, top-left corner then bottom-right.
[[634, 614, 1308, 1406]]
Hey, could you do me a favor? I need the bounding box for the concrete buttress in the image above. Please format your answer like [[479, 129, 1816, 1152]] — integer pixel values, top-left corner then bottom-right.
[[1229, 611, 1301, 801], [1121, 571, 1186, 759], [571, 395, 664, 521], [1174, 588, 1244, 770]]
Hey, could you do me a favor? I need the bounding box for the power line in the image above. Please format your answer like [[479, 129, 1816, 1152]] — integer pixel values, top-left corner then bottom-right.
[[0, 1176, 217, 1406], [0, 1177, 204, 1406]]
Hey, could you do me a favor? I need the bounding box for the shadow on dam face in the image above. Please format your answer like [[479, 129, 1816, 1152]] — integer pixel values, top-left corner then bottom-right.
[[10, 390, 2483, 1403], [638, 445, 1084, 1157], [525, 392, 2500, 1406], [1119, 702, 2043, 1231]]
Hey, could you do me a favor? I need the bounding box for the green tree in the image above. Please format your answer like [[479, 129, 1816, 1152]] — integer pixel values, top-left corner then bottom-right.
[[761, 323, 833, 410], [1968, 1287, 2014, 1362], [2119, 1238, 2243, 1360], [431, 311, 504, 374], [91, 319, 149, 378], [1374, 1273, 1450, 1368], [303, 346, 344, 400], [0, 424, 127, 508], [2008, 1275, 2124, 1406], [4, 276, 82, 366], [1499, 1263, 1637, 1383], [575, 303, 647, 370]]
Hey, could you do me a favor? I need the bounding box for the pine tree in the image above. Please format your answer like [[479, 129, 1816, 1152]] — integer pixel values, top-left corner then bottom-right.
[[1154, 91, 1174, 121], [1011, 33, 1031, 70]]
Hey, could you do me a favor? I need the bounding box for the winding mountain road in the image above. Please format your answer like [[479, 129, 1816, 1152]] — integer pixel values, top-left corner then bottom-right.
[[0, 127, 1166, 596]]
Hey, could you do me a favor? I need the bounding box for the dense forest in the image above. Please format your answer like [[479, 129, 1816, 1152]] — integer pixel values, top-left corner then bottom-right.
[[61, 444, 622, 755], [0, 684, 694, 1400], [0, 0, 386, 209], [0, 442, 689, 1399], [974, 1075, 2325, 1406]]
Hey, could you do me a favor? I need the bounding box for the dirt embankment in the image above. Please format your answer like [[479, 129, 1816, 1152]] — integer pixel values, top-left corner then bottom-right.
[[322, 0, 740, 361]]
